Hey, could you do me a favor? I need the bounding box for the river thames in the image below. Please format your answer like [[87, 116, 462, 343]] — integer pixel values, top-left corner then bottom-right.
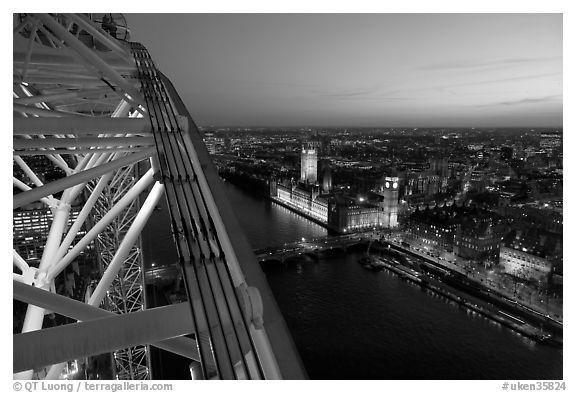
[[142, 181, 562, 380]]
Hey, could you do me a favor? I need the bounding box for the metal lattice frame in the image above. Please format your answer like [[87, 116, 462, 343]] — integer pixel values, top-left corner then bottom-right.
[[14, 13, 306, 380], [88, 163, 149, 380], [13, 13, 159, 380]]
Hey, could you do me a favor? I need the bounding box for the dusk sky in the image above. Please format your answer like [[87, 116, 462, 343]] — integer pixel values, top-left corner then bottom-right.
[[126, 13, 562, 128]]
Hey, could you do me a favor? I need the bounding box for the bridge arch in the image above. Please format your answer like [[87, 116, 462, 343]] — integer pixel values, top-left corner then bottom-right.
[[300, 252, 319, 262], [346, 242, 369, 252]]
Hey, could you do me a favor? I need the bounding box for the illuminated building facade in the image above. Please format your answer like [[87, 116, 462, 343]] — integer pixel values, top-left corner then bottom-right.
[[14, 206, 86, 266], [378, 176, 399, 228], [321, 167, 332, 193], [504, 202, 563, 235], [402, 161, 448, 205], [275, 183, 328, 222], [318, 159, 332, 193], [203, 132, 224, 154], [454, 216, 506, 262], [405, 206, 458, 252], [455, 227, 501, 262], [406, 205, 505, 262], [330, 202, 384, 232], [300, 146, 318, 184], [273, 172, 401, 233], [404, 173, 441, 197], [498, 224, 562, 282], [499, 247, 552, 282]]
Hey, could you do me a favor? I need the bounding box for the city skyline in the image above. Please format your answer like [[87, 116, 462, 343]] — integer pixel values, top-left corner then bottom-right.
[[126, 13, 562, 128], [12, 13, 564, 382]]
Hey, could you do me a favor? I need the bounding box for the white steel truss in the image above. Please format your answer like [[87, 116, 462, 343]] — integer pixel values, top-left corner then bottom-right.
[[87, 162, 150, 380], [14, 13, 154, 380], [13, 13, 306, 380]]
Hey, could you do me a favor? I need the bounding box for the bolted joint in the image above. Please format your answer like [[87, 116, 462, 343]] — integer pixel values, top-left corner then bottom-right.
[[236, 283, 264, 330], [50, 200, 72, 216], [32, 268, 51, 289], [20, 267, 38, 286]]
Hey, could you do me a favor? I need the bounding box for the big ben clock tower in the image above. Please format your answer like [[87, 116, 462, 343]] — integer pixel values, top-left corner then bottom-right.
[[379, 176, 399, 228]]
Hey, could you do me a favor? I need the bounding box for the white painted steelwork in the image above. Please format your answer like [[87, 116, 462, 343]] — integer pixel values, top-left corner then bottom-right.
[[13, 13, 306, 380]]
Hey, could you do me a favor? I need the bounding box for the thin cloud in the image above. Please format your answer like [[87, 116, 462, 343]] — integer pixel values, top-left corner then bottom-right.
[[307, 86, 414, 103], [310, 86, 380, 99], [476, 95, 562, 107], [419, 56, 561, 72], [498, 95, 562, 106], [380, 72, 561, 99], [444, 72, 562, 89]]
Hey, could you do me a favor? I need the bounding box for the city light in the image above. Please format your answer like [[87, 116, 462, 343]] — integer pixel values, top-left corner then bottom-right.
[[12, 12, 562, 382]]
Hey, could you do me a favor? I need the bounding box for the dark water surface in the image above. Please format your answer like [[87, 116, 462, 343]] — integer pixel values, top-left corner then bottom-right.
[[142, 181, 562, 379], [222, 182, 562, 380]]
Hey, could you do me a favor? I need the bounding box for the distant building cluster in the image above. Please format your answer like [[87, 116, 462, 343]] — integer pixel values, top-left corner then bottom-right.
[[404, 204, 506, 263], [13, 204, 86, 266], [539, 131, 562, 156], [203, 132, 226, 154], [209, 126, 562, 290], [270, 145, 399, 232]]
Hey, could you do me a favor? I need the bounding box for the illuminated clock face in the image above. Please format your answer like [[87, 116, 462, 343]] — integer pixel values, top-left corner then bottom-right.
[[393, 182, 398, 189], [385, 181, 390, 189]]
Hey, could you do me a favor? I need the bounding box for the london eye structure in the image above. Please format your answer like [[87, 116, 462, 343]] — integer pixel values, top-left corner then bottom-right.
[[13, 13, 305, 380]]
